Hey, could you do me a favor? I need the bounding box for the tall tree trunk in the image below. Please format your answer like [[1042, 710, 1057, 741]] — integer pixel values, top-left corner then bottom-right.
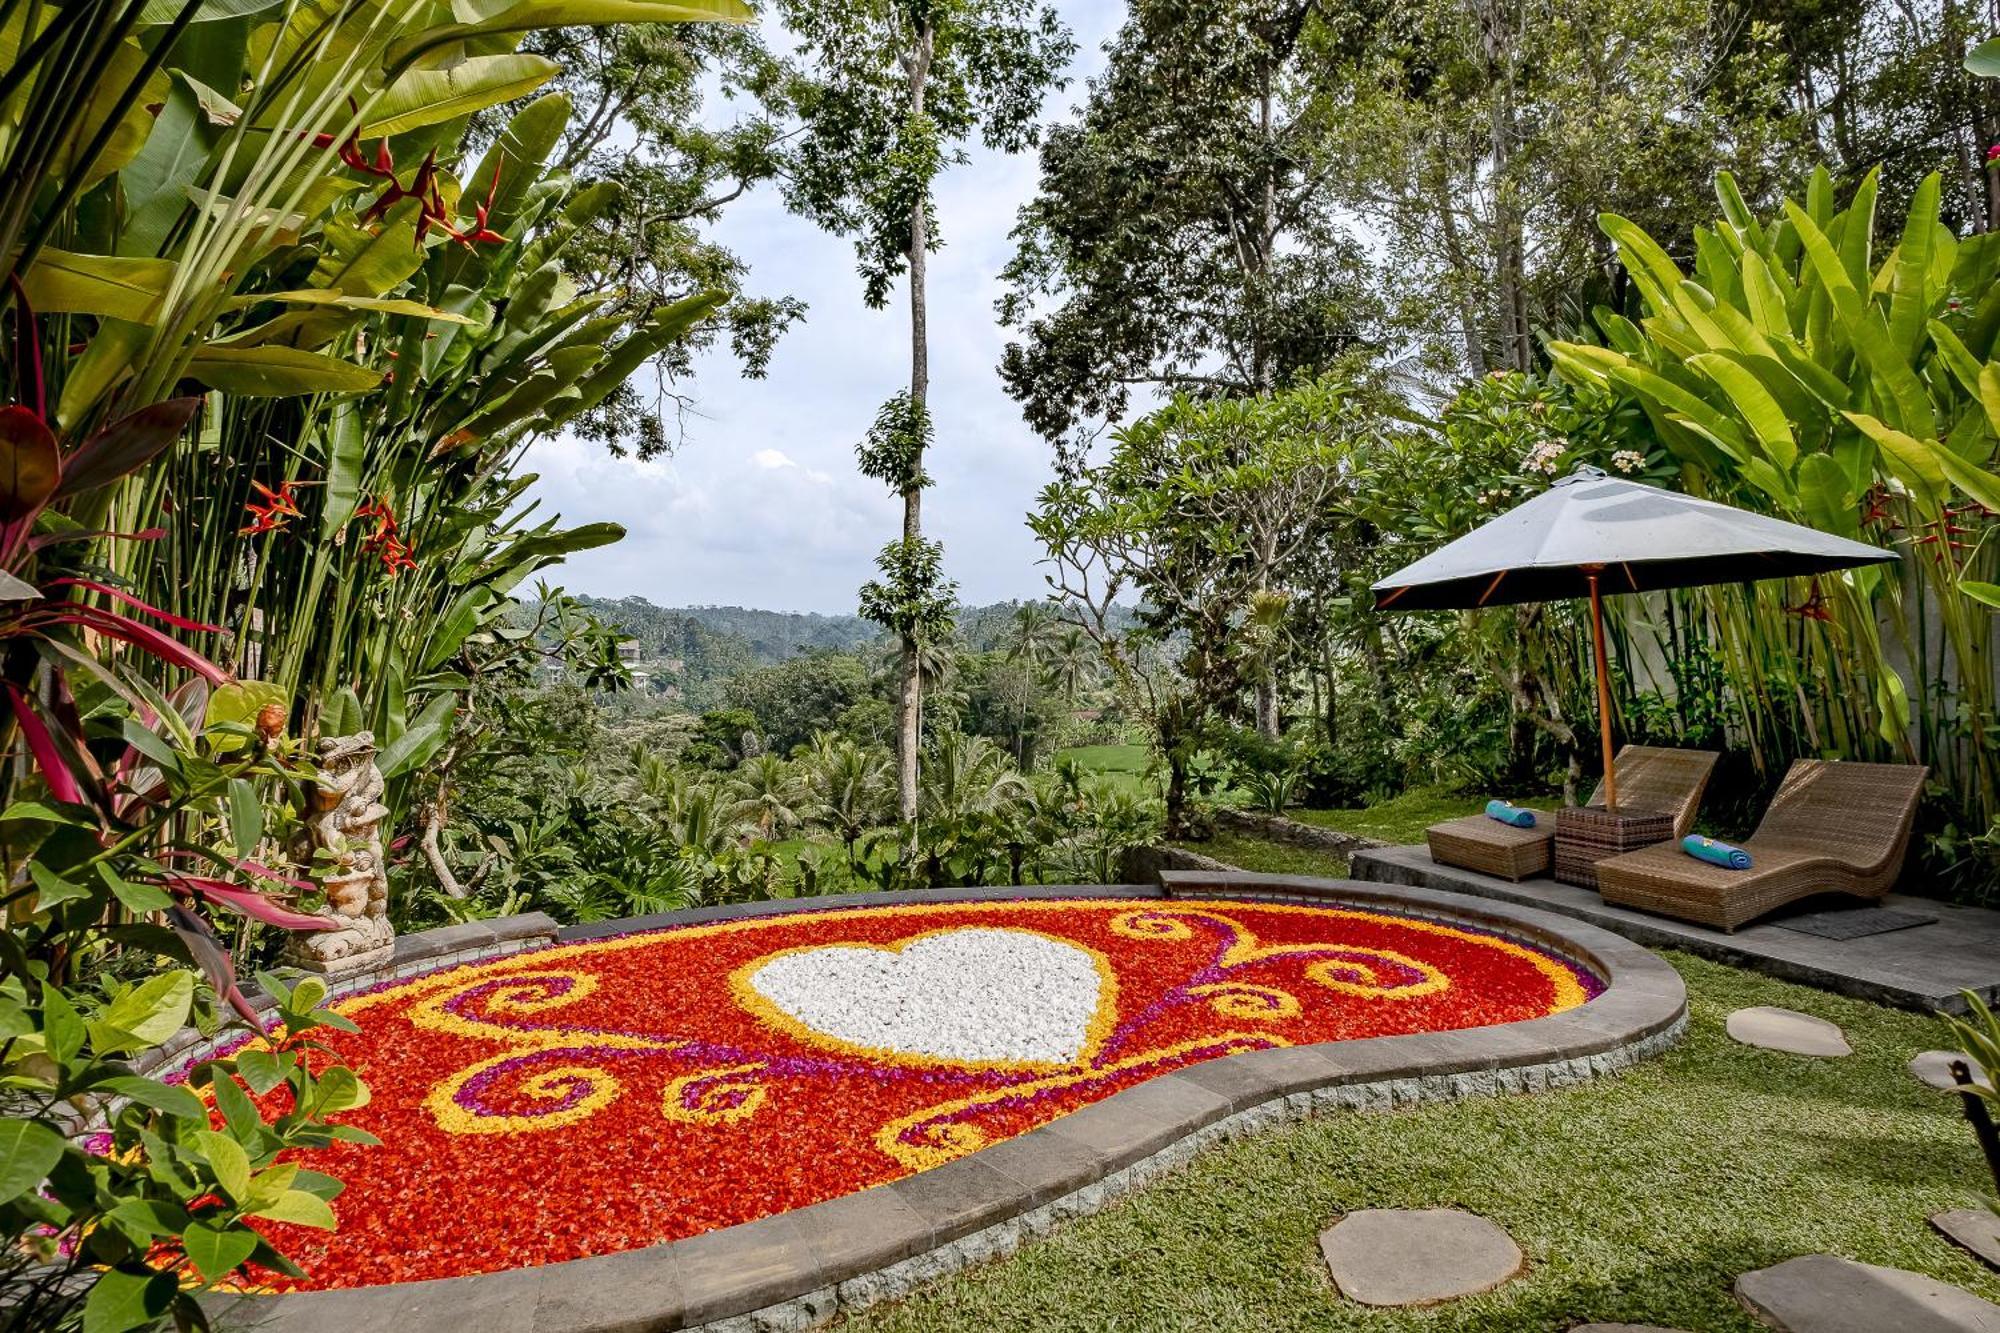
[[895, 24, 935, 826], [1478, 0, 1531, 372]]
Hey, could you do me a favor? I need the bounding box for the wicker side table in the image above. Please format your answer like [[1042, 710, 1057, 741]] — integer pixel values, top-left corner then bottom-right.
[[1426, 815, 1553, 881], [1554, 806, 1675, 889]]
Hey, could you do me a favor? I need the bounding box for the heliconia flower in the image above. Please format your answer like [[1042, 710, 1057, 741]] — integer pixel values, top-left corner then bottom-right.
[[241, 480, 306, 535], [1988, 144, 2000, 163]]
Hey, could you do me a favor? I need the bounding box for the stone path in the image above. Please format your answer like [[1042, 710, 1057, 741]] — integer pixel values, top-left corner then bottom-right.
[[1318, 1208, 1522, 1306], [1911, 1050, 1992, 1092], [1736, 1254, 2000, 1332], [1933, 1210, 2000, 1271], [1725, 1006, 1852, 1057], [1571, 1325, 1693, 1332]]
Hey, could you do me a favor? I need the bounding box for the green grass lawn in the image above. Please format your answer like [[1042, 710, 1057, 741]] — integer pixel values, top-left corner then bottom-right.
[[1280, 786, 1560, 846], [846, 951, 1998, 1331], [1056, 743, 1155, 798]]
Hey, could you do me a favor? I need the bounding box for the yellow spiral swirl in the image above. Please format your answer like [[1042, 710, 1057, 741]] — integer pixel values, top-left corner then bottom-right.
[[1188, 982, 1302, 1020], [663, 1064, 770, 1126], [1109, 909, 1195, 942]]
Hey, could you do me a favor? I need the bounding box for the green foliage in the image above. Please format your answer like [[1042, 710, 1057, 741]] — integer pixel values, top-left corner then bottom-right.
[[772, 0, 1073, 306], [1550, 168, 2000, 890], [0, 963, 366, 1332], [857, 392, 936, 493], [998, 0, 1380, 439], [724, 652, 871, 754], [1033, 376, 1381, 832], [859, 535, 959, 647]]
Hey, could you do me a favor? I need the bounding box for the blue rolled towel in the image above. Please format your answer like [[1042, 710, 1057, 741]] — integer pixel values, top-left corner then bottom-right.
[[1682, 835, 1752, 870], [1484, 800, 1537, 828]]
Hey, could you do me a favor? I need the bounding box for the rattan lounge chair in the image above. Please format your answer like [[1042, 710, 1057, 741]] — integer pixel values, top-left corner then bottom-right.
[[1425, 745, 1719, 882], [1594, 759, 1928, 931]]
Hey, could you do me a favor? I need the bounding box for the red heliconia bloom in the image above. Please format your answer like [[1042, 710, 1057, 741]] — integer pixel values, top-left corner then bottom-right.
[[458, 163, 508, 248], [353, 497, 417, 575], [240, 480, 305, 535], [1988, 143, 2000, 164]]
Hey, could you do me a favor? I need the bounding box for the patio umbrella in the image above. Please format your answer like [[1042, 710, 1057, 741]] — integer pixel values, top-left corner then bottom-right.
[[1370, 465, 1896, 809]]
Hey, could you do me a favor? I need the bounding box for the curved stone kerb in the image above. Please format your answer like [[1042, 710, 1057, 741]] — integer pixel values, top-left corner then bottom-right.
[[211, 877, 1687, 1333]]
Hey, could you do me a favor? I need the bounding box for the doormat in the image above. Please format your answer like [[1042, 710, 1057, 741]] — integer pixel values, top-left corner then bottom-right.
[[1773, 907, 1938, 941]]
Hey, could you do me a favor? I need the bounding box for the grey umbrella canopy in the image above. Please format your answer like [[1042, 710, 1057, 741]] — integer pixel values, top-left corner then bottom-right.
[[1372, 466, 1896, 612], [1371, 465, 1896, 809]]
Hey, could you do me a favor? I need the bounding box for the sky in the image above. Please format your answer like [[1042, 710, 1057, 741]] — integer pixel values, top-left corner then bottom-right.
[[519, 0, 1129, 615]]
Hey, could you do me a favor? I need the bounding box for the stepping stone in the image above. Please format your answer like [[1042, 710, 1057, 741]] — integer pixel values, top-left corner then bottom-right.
[[1571, 1326, 1693, 1332], [1318, 1208, 1522, 1306], [1911, 1051, 1994, 1092], [1933, 1209, 2000, 1271], [1736, 1254, 2000, 1331], [1726, 1006, 1852, 1057]]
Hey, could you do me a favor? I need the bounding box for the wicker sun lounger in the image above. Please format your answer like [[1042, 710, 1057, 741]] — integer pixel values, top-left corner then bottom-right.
[[1594, 759, 1928, 931], [1425, 745, 1719, 882]]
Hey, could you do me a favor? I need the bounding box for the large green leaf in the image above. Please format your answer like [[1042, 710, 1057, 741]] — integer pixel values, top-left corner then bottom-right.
[[94, 971, 194, 1051], [184, 1221, 260, 1282], [187, 346, 381, 396], [562, 291, 726, 418], [1788, 202, 1935, 438], [1688, 353, 1796, 468], [1969, 37, 2000, 77], [0, 1121, 66, 1204], [361, 54, 560, 137], [81, 1267, 176, 1333], [1842, 411, 1947, 505], [309, 207, 426, 298], [386, 0, 750, 67], [19, 250, 175, 321], [1935, 446, 2000, 513], [136, 0, 288, 21], [1887, 173, 1940, 355], [118, 74, 236, 258], [377, 691, 457, 780]]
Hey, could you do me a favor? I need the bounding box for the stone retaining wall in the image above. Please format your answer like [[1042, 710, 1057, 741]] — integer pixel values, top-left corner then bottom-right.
[[1210, 806, 1389, 854]]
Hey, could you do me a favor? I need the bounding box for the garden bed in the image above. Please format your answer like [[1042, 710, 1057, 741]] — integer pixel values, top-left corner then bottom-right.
[[211, 880, 1684, 1332]]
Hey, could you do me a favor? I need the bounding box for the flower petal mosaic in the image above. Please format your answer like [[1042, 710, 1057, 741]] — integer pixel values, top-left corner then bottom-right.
[[236, 897, 1600, 1289]]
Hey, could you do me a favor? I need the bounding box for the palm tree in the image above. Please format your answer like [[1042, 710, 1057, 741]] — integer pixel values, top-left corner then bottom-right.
[[1048, 627, 1099, 708], [803, 734, 892, 868], [921, 732, 1030, 824], [668, 781, 741, 859], [1004, 601, 1060, 671], [728, 753, 805, 840]]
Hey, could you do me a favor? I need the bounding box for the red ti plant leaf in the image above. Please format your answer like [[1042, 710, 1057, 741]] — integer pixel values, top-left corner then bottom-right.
[[55, 604, 231, 684], [0, 405, 59, 560], [166, 904, 263, 1027], [168, 875, 339, 932], [3, 681, 85, 804], [47, 578, 226, 634], [55, 398, 201, 499]]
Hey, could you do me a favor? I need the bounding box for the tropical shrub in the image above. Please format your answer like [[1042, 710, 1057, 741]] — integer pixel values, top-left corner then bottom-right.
[[1550, 168, 2000, 891]]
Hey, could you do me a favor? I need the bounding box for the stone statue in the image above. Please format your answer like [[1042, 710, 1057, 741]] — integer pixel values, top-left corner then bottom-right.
[[287, 731, 395, 976]]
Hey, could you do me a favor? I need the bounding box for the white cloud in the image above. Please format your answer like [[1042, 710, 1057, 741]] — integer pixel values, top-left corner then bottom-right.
[[522, 0, 1128, 613]]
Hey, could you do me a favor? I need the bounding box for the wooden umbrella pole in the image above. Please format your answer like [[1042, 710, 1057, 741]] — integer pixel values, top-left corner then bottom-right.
[[1586, 568, 1617, 810]]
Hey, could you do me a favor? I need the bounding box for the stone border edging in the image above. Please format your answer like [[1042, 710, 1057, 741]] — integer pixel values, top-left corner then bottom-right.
[[212, 877, 1687, 1333]]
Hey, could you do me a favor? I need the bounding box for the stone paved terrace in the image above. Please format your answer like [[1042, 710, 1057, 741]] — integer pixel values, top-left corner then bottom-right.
[[1342, 844, 2000, 1013]]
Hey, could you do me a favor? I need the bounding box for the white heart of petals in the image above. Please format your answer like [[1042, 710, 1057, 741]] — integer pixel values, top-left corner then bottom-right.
[[742, 927, 1107, 1066]]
